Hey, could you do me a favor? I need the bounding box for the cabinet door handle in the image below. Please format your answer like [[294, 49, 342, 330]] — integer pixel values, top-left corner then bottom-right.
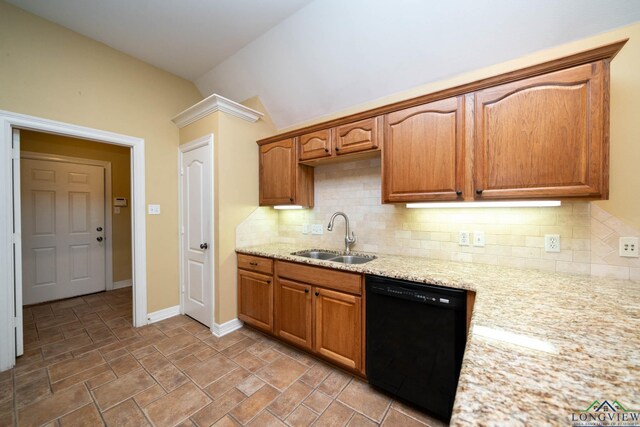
[[249, 262, 258, 266], [304, 289, 309, 293], [315, 291, 319, 296], [266, 280, 271, 284], [335, 147, 340, 152], [475, 189, 483, 195], [324, 148, 329, 153], [289, 198, 294, 202], [456, 190, 462, 196]]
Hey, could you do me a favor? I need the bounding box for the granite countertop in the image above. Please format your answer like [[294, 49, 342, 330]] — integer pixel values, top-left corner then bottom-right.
[[236, 243, 640, 425]]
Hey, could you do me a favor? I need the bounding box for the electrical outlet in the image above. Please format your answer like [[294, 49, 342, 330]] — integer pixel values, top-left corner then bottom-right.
[[619, 237, 639, 258], [311, 224, 324, 235], [473, 231, 485, 247], [459, 231, 470, 246], [302, 223, 309, 234], [544, 234, 560, 253], [148, 204, 161, 215]]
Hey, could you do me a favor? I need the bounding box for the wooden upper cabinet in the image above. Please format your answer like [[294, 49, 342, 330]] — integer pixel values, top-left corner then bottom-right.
[[383, 96, 465, 202], [334, 117, 380, 155], [474, 62, 607, 199], [298, 130, 332, 161], [259, 138, 314, 207]]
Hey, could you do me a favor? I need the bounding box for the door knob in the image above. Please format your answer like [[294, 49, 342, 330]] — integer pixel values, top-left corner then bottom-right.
[[96, 237, 103, 242], [200, 243, 208, 250], [97, 227, 103, 232]]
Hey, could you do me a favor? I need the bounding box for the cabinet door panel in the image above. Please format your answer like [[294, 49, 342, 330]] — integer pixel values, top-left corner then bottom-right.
[[314, 287, 361, 371], [474, 62, 605, 198], [383, 96, 464, 202], [259, 139, 295, 205], [334, 117, 380, 155], [275, 279, 312, 350], [299, 130, 332, 161], [238, 269, 273, 333]]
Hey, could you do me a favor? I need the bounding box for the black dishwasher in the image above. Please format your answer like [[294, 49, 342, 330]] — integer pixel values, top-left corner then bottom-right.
[[366, 275, 467, 421]]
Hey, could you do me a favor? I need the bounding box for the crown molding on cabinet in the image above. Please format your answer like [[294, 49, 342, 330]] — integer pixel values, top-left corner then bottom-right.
[[257, 38, 627, 146], [172, 93, 264, 128]]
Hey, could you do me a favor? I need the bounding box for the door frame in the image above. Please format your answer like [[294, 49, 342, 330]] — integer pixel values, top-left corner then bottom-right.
[[0, 110, 148, 371], [20, 151, 115, 292], [178, 134, 215, 329]]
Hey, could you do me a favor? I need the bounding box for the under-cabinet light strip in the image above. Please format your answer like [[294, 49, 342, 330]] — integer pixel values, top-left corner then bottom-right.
[[406, 201, 561, 209], [273, 205, 304, 210]]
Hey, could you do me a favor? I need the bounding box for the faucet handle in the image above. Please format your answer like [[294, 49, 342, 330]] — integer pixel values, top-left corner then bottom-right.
[[346, 231, 356, 244]]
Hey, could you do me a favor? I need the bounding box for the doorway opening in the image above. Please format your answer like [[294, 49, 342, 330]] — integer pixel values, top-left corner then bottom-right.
[[20, 130, 134, 352], [0, 110, 148, 371]]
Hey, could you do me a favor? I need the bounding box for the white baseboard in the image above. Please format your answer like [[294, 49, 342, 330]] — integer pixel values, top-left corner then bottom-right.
[[212, 318, 243, 337], [112, 279, 132, 290], [147, 305, 180, 324]]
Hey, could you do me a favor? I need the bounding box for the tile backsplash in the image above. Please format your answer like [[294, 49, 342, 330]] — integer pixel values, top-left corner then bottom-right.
[[238, 157, 639, 282]]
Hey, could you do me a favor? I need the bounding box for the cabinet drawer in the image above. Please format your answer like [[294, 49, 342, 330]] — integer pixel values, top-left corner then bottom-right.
[[238, 254, 273, 274], [276, 261, 362, 295]]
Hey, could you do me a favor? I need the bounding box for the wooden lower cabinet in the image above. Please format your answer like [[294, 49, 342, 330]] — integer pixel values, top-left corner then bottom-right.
[[275, 278, 313, 351], [314, 287, 362, 371], [238, 269, 273, 333]]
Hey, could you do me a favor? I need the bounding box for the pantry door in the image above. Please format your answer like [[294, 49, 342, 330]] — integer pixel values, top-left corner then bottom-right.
[[21, 159, 106, 305], [180, 135, 213, 327]]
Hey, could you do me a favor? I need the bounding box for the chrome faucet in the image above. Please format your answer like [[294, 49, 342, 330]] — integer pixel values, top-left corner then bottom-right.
[[327, 211, 356, 254]]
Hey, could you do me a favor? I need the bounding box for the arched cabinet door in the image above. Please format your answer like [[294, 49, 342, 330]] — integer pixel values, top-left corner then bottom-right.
[[383, 96, 465, 202], [473, 61, 607, 199], [259, 138, 314, 207]]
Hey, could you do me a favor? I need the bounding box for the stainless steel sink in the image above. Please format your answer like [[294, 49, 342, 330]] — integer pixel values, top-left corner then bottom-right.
[[291, 250, 377, 264], [327, 255, 376, 264], [291, 250, 338, 260]]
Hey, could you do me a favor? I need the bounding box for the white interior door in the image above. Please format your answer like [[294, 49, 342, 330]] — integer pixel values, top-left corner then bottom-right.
[[181, 140, 213, 327], [21, 159, 106, 305]]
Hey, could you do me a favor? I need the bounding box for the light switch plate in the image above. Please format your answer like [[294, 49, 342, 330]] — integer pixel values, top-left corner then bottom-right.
[[473, 231, 485, 247], [619, 237, 639, 258], [459, 231, 470, 246], [148, 204, 161, 215], [311, 224, 324, 235], [302, 223, 309, 234]]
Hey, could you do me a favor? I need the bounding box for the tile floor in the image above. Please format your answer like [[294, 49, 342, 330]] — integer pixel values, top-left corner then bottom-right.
[[0, 288, 445, 427]]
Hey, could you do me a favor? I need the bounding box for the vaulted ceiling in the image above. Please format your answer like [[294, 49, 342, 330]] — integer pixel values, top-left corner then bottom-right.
[[8, 0, 640, 129]]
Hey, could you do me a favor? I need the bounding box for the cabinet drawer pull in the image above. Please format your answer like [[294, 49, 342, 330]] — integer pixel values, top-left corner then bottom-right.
[[315, 291, 320, 296], [456, 190, 462, 196], [266, 280, 271, 284], [475, 189, 483, 195], [305, 288, 309, 293], [249, 262, 258, 266]]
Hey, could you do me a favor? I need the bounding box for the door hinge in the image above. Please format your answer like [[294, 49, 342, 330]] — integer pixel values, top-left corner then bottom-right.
[[13, 317, 17, 328], [12, 233, 17, 244], [180, 167, 184, 176]]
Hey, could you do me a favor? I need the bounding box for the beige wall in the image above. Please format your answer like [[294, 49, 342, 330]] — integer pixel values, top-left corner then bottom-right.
[[0, 1, 203, 312], [21, 130, 132, 283], [276, 22, 640, 231], [179, 97, 276, 323]]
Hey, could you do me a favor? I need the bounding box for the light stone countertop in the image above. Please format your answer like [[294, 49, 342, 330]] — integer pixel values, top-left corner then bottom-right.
[[236, 243, 640, 426]]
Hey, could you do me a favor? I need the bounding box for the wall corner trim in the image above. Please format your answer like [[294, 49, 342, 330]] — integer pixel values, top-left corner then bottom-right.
[[171, 93, 264, 128], [147, 305, 180, 324], [212, 318, 243, 337]]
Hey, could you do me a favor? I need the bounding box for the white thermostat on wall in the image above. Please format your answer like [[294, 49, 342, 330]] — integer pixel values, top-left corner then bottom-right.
[[114, 197, 128, 207]]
